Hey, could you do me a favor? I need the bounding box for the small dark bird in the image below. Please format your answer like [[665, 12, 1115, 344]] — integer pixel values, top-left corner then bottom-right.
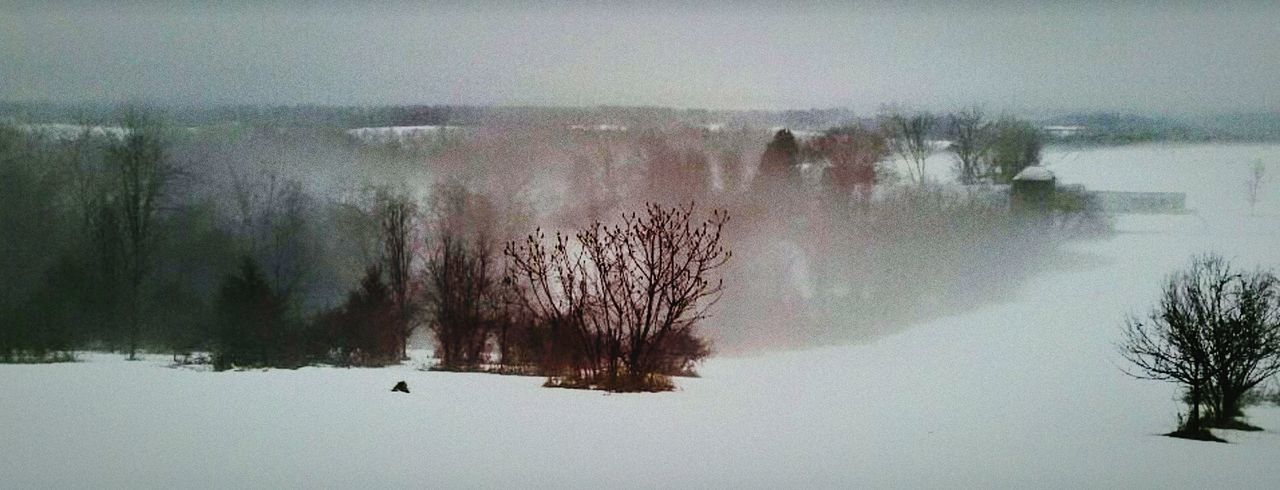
[[391, 381, 410, 393]]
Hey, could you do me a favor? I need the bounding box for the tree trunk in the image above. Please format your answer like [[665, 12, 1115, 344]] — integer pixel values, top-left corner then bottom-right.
[[1215, 387, 1243, 425], [1187, 384, 1203, 431], [127, 281, 139, 361]]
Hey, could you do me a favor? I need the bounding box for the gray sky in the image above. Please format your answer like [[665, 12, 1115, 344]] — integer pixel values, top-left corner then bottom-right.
[[2, 1, 1277, 113]]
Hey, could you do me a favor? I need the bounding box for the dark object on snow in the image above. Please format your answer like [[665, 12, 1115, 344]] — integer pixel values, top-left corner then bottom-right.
[[391, 381, 409, 393]]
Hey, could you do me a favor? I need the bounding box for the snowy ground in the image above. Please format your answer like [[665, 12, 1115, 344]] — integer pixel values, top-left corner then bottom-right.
[[3, 143, 1280, 488], [346, 125, 466, 144]]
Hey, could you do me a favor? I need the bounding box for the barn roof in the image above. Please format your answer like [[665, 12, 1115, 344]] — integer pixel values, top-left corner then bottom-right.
[[1012, 165, 1055, 182]]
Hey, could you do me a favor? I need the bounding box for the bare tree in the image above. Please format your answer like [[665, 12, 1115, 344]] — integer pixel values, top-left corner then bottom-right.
[[1121, 269, 1215, 437], [424, 233, 496, 369], [504, 229, 595, 377], [1246, 159, 1266, 214], [106, 111, 171, 360], [1202, 261, 1280, 426], [262, 180, 314, 303], [225, 168, 318, 306], [884, 110, 937, 185], [947, 107, 991, 185], [423, 182, 502, 369], [377, 188, 418, 360], [594, 204, 730, 388], [1122, 254, 1280, 438], [809, 126, 888, 203]]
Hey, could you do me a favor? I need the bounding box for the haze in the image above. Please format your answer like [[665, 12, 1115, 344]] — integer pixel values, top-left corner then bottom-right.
[[3, 1, 1277, 114]]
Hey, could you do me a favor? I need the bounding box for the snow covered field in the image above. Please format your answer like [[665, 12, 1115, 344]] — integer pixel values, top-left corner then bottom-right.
[[3, 143, 1280, 488], [346, 125, 465, 144]]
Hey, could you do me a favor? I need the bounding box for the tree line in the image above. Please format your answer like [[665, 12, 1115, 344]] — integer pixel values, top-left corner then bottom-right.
[[2, 107, 1102, 391]]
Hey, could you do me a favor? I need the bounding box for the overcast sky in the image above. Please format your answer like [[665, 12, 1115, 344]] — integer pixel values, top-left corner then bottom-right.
[[2, 1, 1277, 114]]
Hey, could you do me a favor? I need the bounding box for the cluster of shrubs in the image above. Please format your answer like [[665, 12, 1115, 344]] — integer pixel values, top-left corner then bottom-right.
[[208, 201, 723, 395], [210, 260, 406, 370], [498, 204, 728, 391]]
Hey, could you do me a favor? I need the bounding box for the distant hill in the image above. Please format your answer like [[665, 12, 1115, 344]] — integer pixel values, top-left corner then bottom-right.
[[1040, 111, 1280, 144], [0, 102, 464, 129], [1039, 112, 1206, 144], [4, 102, 1278, 144], [0, 101, 872, 133], [1195, 112, 1280, 141]]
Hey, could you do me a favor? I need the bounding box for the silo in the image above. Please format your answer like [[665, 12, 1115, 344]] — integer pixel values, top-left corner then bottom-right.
[[1010, 165, 1056, 214]]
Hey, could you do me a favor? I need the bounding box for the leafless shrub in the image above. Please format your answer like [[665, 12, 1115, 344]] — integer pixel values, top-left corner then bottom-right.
[[505, 203, 730, 391]]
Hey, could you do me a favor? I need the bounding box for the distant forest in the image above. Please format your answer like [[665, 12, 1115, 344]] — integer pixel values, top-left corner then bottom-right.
[[3, 102, 1278, 144]]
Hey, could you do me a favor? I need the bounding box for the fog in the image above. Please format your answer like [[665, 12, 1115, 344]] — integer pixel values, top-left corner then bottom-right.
[[2, 111, 1086, 359], [8, 2, 1280, 486], [3, 1, 1278, 114]]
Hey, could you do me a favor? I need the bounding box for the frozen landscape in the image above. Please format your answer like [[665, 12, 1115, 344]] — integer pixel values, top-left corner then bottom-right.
[[6, 2, 1280, 487], [4, 143, 1279, 488]]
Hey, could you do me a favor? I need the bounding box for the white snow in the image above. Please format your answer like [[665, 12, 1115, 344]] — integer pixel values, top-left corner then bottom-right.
[[569, 124, 628, 132], [346, 125, 465, 143], [1012, 165, 1054, 181], [16, 123, 130, 139], [3, 143, 1280, 488]]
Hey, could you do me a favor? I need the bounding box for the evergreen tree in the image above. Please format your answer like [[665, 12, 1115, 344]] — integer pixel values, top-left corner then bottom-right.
[[758, 129, 800, 184], [330, 265, 400, 366], [214, 257, 288, 369]]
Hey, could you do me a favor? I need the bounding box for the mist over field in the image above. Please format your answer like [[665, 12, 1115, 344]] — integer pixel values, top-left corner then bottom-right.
[[4, 1, 1280, 488]]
